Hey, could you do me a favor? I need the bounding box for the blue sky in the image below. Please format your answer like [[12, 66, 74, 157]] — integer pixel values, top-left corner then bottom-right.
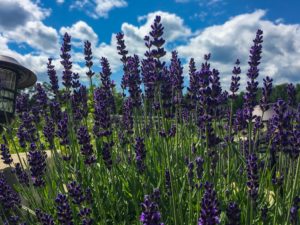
[[0, 0, 299, 90]]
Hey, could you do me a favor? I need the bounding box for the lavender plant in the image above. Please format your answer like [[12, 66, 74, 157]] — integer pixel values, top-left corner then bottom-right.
[[1, 15, 300, 225]]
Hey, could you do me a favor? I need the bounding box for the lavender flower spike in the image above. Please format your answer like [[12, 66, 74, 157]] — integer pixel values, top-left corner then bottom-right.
[[77, 126, 96, 165], [36, 209, 55, 225], [84, 40, 95, 79], [243, 29, 263, 120], [140, 194, 164, 225], [226, 202, 241, 225], [28, 143, 47, 187], [246, 153, 259, 200], [55, 193, 74, 225], [198, 182, 220, 225], [1, 135, 13, 165], [135, 137, 146, 173], [229, 59, 241, 99], [60, 32, 73, 90]]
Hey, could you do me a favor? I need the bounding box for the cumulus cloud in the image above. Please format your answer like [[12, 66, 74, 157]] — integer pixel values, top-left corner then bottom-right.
[[70, 0, 128, 19], [175, 0, 225, 6], [176, 9, 300, 89], [0, 0, 60, 81], [90, 11, 192, 72], [6, 21, 59, 53], [1, 6, 300, 89], [0, 0, 50, 30], [60, 21, 98, 46], [0, 0, 58, 54]]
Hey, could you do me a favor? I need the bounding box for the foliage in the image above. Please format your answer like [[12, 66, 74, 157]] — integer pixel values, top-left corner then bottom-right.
[[1, 15, 300, 225]]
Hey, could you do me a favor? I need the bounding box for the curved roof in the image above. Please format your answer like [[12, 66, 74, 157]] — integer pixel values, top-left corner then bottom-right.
[[0, 55, 37, 89]]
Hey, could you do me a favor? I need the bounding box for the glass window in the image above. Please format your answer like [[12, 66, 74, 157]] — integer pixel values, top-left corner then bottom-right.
[[0, 68, 16, 113]]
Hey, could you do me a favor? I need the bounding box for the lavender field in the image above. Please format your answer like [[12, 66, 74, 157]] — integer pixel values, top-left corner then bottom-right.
[[1, 15, 300, 225]]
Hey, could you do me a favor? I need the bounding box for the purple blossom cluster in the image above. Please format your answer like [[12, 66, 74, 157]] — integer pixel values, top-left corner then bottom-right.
[[27, 143, 47, 187], [77, 126, 96, 165], [140, 191, 164, 225], [2, 14, 300, 225], [198, 182, 220, 225]]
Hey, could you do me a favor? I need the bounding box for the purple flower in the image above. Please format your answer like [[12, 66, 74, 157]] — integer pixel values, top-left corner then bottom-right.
[[195, 157, 204, 179], [49, 100, 62, 122], [259, 76, 273, 111], [4, 216, 24, 225], [290, 196, 300, 225], [36, 209, 55, 225], [198, 182, 220, 225], [1, 135, 12, 165], [102, 142, 113, 170], [149, 16, 166, 59], [126, 55, 142, 107], [165, 169, 171, 196], [243, 29, 263, 120], [100, 57, 116, 112], [168, 124, 176, 137], [17, 124, 27, 149], [57, 112, 69, 146], [229, 59, 241, 99], [43, 116, 55, 149], [93, 87, 112, 137], [116, 32, 128, 64], [55, 193, 74, 225], [270, 99, 292, 154], [170, 51, 184, 102], [122, 98, 134, 135], [261, 205, 268, 223], [84, 40, 95, 79], [187, 58, 198, 103], [14, 163, 29, 186], [77, 126, 96, 165], [79, 207, 93, 225], [160, 67, 173, 117], [210, 68, 222, 106], [246, 153, 259, 200], [72, 86, 88, 121], [72, 72, 80, 89], [141, 57, 156, 100], [187, 161, 194, 188], [116, 32, 129, 90], [19, 112, 37, 143], [0, 173, 21, 210], [135, 137, 146, 173], [140, 194, 164, 225], [28, 143, 47, 187], [67, 181, 85, 205], [142, 15, 166, 102], [47, 58, 59, 95], [226, 202, 241, 225], [287, 83, 296, 107], [60, 32, 73, 90], [15, 93, 30, 116]]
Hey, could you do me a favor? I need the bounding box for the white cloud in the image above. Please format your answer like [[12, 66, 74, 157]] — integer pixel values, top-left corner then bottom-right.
[[0, 0, 50, 30], [91, 11, 191, 72], [177, 9, 300, 89], [0, 0, 58, 82], [6, 21, 59, 53], [57, 0, 64, 4], [0, 0, 58, 53], [2, 6, 300, 90], [60, 21, 98, 46], [175, 0, 225, 6], [175, 0, 190, 2], [70, 0, 127, 19]]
